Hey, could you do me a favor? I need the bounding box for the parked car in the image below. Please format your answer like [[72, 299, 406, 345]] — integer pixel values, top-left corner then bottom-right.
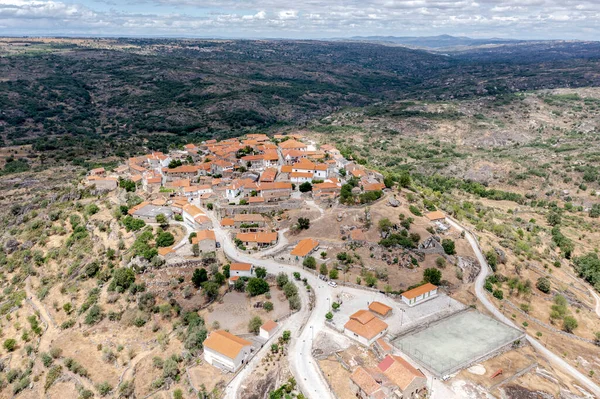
[[328, 281, 338, 288]]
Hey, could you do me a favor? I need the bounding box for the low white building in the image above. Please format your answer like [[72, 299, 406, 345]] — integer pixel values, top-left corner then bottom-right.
[[401, 283, 438, 307], [343, 310, 388, 347], [230, 262, 254, 278], [203, 330, 253, 372], [259, 320, 278, 340]]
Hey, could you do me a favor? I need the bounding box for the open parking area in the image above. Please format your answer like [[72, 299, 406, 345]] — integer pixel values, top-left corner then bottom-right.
[[392, 310, 525, 377]]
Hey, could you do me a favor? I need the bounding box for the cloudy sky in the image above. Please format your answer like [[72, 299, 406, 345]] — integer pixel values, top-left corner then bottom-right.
[[0, 0, 599, 40]]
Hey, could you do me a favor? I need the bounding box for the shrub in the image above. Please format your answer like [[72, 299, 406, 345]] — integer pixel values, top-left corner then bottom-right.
[[493, 290, 504, 300], [111, 268, 135, 290], [302, 256, 316, 269], [246, 278, 270, 296], [264, 301, 274, 312], [96, 381, 113, 396], [435, 257, 446, 268], [329, 269, 339, 280], [156, 231, 175, 247], [299, 182, 312, 192], [536, 277, 551, 294], [276, 273, 289, 288], [325, 312, 333, 320], [248, 316, 263, 334], [563, 316, 578, 333], [441, 239, 456, 255], [192, 268, 208, 288], [409, 205, 422, 216], [3, 338, 16, 352], [423, 268, 442, 285], [297, 217, 310, 230], [44, 365, 62, 391], [255, 267, 267, 279]]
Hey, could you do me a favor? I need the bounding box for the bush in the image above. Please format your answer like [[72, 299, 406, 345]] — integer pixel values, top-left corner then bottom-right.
[[96, 381, 113, 396], [563, 316, 578, 333], [122, 216, 145, 231], [441, 239, 456, 255], [246, 278, 270, 296], [423, 268, 442, 285], [111, 268, 135, 290], [276, 273, 289, 288], [485, 250, 498, 271], [44, 365, 62, 391], [156, 231, 175, 247], [3, 338, 16, 352], [297, 217, 310, 230], [299, 182, 312, 192], [325, 312, 333, 320], [264, 301, 274, 312], [302, 256, 316, 269], [493, 289, 504, 300], [435, 257, 446, 268], [329, 269, 339, 280], [536, 277, 551, 294], [409, 205, 422, 216], [85, 305, 103, 325], [248, 316, 263, 334], [255, 267, 267, 279], [192, 268, 208, 288]]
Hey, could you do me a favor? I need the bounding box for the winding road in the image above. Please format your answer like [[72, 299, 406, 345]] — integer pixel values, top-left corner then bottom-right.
[[203, 202, 600, 399], [446, 218, 600, 397]]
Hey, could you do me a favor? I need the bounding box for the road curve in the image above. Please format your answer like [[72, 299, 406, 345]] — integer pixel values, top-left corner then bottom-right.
[[446, 217, 600, 397], [205, 209, 336, 399]]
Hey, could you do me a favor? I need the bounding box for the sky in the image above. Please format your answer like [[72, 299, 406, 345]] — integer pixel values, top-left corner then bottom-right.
[[0, 0, 599, 40]]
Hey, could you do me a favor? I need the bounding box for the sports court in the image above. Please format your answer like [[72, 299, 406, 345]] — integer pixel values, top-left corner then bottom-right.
[[392, 310, 524, 377]]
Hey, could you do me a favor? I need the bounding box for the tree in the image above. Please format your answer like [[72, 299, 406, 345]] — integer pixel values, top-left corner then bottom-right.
[[493, 289, 504, 300], [213, 272, 226, 285], [188, 232, 197, 243], [192, 243, 200, 257], [383, 175, 394, 189], [282, 330, 291, 342], [201, 282, 219, 300], [325, 312, 333, 321], [365, 274, 377, 287], [156, 232, 175, 247], [248, 316, 263, 334], [223, 265, 230, 278], [563, 316, 578, 333], [319, 264, 328, 276], [112, 268, 135, 290], [293, 272, 301, 280], [155, 213, 169, 229], [331, 302, 340, 311], [264, 301, 274, 312], [378, 218, 393, 236], [435, 257, 446, 268], [485, 250, 498, 272], [246, 278, 270, 296], [398, 172, 411, 188], [283, 282, 298, 298], [168, 159, 183, 169], [536, 277, 551, 294], [255, 267, 267, 279], [192, 269, 208, 288], [302, 256, 316, 270], [423, 268, 442, 285], [441, 239, 456, 255], [329, 269, 339, 280], [547, 211, 562, 226], [276, 273, 289, 288], [299, 182, 312, 192], [119, 179, 136, 192], [3, 339, 16, 352], [297, 217, 310, 230]]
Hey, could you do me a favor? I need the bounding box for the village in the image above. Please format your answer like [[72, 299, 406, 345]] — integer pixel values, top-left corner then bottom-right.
[[83, 133, 545, 399]]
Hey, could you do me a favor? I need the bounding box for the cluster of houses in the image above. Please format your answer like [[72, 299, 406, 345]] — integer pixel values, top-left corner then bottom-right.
[[85, 133, 386, 207]]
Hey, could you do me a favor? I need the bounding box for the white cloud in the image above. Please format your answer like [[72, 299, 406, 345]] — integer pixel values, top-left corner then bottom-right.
[[0, 0, 598, 39]]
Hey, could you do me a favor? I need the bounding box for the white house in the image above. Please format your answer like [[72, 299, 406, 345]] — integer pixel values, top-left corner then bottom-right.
[[343, 310, 388, 347], [259, 320, 279, 339], [230, 262, 254, 278], [203, 330, 253, 372], [182, 203, 211, 230], [401, 283, 438, 307]]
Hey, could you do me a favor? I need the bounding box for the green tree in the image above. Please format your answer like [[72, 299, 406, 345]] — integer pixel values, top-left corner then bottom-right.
[[485, 250, 498, 271], [297, 217, 310, 230], [255, 267, 267, 279], [423, 268, 442, 285], [303, 256, 316, 269], [3, 338, 16, 352], [329, 269, 339, 280], [112, 268, 135, 290], [201, 282, 219, 300], [248, 316, 263, 334], [246, 278, 270, 296], [156, 213, 169, 229], [441, 239, 456, 255], [325, 312, 333, 321], [192, 268, 208, 288], [264, 301, 274, 312], [563, 316, 578, 333], [156, 231, 175, 247], [398, 172, 411, 188], [299, 182, 312, 192], [493, 289, 504, 300], [536, 277, 551, 294], [319, 263, 328, 276], [547, 211, 562, 226], [276, 273, 289, 288], [192, 243, 200, 257]]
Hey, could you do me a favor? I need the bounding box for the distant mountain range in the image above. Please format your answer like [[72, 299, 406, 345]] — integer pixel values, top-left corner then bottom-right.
[[347, 34, 527, 49]]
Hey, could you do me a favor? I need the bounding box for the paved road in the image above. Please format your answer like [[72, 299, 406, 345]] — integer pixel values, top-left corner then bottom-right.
[[205, 209, 337, 399], [446, 218, 600, 397]]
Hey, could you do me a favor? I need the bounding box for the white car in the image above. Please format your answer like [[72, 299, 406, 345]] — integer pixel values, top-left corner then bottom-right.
[[328, 281, 338, 288]]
